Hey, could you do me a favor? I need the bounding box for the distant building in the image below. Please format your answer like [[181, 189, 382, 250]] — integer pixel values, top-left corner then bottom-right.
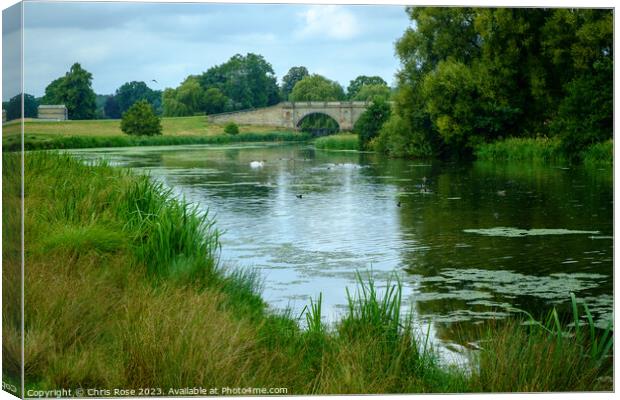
[[38, 105, 68, 121]]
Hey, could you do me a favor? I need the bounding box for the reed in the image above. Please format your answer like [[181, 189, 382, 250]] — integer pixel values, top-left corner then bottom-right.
[[474, 137, 565, 163], [582, 140, 613, 166], [470, 296, 613, 392], [314, 134, 360, 151]]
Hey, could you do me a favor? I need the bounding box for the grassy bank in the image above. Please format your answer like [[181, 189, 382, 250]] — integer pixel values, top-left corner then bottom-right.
[[2, 152, 612, 394], [474, 137, 613, 165], [2, 131, 309, 152], [2, 116, 305, 151], [2, 116, 290, 137], [314, 133, 359, 151]]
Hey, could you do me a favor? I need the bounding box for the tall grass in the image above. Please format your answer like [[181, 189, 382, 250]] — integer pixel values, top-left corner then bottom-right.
[[474, 137, 565, 163], [582, 139, 613, 166], [314, 133, 360, 151], [470, 295, 613, 392], [3, 151, 613, 394], [2, 131, 310, 152]]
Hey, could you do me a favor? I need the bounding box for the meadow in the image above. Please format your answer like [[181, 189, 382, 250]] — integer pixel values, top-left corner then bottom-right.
[[2, 151, 612, 395], [1, 116, 305, 151]]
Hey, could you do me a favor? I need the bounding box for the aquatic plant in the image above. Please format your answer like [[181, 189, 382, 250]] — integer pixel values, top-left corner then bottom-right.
[[314, 134, 360, 151]]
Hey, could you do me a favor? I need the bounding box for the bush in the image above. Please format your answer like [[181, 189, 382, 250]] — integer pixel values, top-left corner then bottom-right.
[[551, 59, 612, 162], [373, 114, 433, 158], [120, 100, 162, 136], [353, 99, 391, 150], [224, 122, 239, 135]]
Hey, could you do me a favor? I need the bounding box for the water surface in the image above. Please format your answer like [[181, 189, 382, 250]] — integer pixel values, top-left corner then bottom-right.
[[70, 143, 613, 360]]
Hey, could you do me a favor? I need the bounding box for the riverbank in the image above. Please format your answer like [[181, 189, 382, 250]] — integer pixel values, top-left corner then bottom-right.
[[2, 116, 306, 151], [3, 131, 309, 151], [474, 137, 613, 165], [2, 151, 612, 394]]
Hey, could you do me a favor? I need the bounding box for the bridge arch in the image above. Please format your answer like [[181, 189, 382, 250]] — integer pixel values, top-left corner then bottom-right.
[[295, 112, 340, 136], [293, 109, 341, 130]]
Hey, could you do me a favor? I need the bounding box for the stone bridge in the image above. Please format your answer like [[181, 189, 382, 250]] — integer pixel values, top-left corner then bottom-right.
[[207, 101, 370, 131]]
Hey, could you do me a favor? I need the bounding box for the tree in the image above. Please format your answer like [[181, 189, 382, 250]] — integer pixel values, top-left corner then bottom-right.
[[203, 87, 228, 114], [281, 66, 309, 100], [104, 96, 121, 119], [175, 77, 205, 114], [347, 75, 387, 99], [289, 74, 345, 101], [162, 88, 191, 117], [199, 53, 280, 110], [382, 7, 612, 160], [352, 84, 391, 102], [121, 100, 162, 136], [40, 77, 65, 105], [5, 93, 38, 120], [353, 99, 392, 149], [40, 63, 97, 119], [115, 81, 161, 115]]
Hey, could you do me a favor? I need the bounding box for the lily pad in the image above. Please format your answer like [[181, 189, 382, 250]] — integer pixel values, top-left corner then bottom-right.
[[463, 227, 600, 237]]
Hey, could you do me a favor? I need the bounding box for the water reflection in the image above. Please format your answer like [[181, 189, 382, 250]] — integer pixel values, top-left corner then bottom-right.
[[69, 143, 613, 358]]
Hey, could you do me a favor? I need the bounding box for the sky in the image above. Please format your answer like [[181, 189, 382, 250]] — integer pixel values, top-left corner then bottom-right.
[[4, 1, 413, 99]]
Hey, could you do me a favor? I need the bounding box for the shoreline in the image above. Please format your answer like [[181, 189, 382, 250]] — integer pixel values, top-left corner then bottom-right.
[[2, 151, 612, 394]]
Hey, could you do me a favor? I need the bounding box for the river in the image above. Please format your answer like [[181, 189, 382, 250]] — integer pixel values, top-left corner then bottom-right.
[[70, 143, 613, 362]]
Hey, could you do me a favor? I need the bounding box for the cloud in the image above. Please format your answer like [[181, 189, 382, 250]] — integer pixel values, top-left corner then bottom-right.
[[295, 6, 359, 40], [16, 2, 410, 98]]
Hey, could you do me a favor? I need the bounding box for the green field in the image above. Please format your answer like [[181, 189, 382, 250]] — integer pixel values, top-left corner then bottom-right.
[[2, 116, 305, 151], [2, 151, 612, 394], [3, 116, 290, 136]]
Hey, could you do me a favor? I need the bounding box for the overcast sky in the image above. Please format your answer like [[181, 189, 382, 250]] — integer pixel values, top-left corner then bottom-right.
[[7, 1, 412, 99]]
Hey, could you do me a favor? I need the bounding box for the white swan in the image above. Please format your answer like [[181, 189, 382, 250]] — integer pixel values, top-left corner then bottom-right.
[[250, 161, 264, 168]]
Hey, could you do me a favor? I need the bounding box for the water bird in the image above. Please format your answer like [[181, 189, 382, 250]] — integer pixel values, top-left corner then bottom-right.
[[497, 190, 506, 196], [250, 161, 265, 168], [397, 201, 401, 207], [151, 79, 158, 83], [296, 194, 303, 199]]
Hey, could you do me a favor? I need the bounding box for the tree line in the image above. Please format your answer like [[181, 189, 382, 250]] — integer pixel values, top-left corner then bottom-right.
[[373, 7, 612, 161], [6, 55, 391, 123]]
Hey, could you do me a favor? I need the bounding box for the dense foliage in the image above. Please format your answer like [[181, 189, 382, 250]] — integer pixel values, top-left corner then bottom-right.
[[377, 7, 612, 161], [40, 63, 97, 120], [199, 53, 280, 111], [347, 75, 388, 99], [3, 93, 38, 120], [120, 100, 162, 136], [290, 74, 345, 102], [162, 53, 280, 117], [281, 66, 309, 100], [114, 81, 162, 115], [351, 84, 391, 102], [354, 99, 392, 149]]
